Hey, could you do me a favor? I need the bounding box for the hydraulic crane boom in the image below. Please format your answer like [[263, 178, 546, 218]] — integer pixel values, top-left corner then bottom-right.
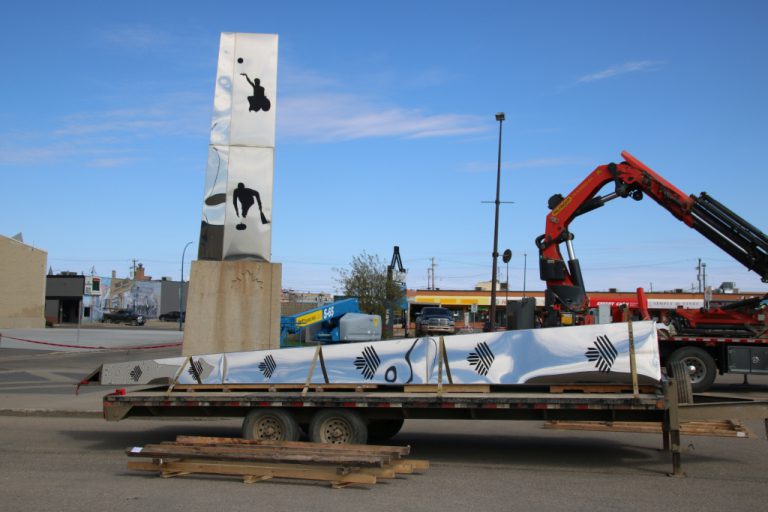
[[536, 151, 768, 326]]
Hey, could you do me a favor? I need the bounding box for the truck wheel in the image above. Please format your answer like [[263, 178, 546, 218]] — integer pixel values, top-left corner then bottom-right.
[[367, 419, 404, 442], [309, 409, 367, 445], [667, 347, 717, 393], [242, 409, 300, 441]]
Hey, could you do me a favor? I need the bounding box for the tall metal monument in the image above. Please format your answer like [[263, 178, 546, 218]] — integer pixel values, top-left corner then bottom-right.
[[198, 32, 278, 262]]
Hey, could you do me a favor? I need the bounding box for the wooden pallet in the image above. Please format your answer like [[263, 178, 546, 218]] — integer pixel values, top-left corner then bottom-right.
[[547, 384, 659, 394], [543, 420, 751, 437], [127, 436, 428, 488]]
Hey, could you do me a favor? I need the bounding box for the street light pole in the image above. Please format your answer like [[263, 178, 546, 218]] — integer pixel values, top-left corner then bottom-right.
[[489, 112, 505, 331], [523, 252, 527, 298], [179, 241, 193, 332]]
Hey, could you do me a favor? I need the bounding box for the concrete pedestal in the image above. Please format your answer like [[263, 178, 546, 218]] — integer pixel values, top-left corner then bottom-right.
[[183, 260, 281, 356]]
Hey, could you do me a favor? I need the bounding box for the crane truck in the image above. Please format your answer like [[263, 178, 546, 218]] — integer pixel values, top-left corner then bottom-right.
[[536, 151, 768, 391]]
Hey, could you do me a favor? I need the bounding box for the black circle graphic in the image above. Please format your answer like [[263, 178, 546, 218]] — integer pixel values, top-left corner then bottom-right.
[[237, 58, 244, 64], [385, 366, 397, 383]]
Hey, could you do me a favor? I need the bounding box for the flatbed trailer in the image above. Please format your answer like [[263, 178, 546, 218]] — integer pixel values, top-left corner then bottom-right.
[[102, 379, 768, 475]]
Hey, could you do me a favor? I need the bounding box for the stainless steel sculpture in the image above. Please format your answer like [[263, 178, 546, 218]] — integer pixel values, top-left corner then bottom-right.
[[96, 322, 662, 387], [198, 33, 278, 261]]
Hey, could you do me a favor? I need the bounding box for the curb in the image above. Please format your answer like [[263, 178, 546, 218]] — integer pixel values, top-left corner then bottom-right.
[[0, 408, 102, 419]]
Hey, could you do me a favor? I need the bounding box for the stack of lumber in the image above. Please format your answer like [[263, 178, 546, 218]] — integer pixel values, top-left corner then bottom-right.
[[543, 420, 750, 437], [127, 436, 429, 488]]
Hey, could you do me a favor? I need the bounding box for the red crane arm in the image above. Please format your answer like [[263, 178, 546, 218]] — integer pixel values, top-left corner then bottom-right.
[[539, 151, 694, 261], [537, 150, 768, 327], [536, 151, 696, 323]]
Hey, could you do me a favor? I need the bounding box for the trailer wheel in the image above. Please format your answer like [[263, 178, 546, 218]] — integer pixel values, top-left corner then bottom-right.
[[242, 409, 300, 441], [667, 347, 717, 393], [309, 409, 367, 445], [367, 419, 404, 442]]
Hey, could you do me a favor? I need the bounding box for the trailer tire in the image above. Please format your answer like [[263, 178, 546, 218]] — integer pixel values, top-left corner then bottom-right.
[[667, 347, 717, 393], [309, 409, 367, 445], [367, 419, 404, 442], [242, 409, 301, 441]]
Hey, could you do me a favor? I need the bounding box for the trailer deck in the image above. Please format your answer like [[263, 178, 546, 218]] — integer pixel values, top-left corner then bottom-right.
[[102, 379, 768, 476], [103, 385, 666, 422]]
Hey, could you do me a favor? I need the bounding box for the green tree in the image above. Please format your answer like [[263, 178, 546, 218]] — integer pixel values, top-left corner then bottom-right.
[[334, 252, 405, 335]]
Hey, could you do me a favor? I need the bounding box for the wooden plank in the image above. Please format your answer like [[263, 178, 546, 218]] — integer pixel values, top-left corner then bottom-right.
[[128, 445, 387, 466], [543, 420, 750, 437], [128, 459, 377, 486], [175, 436, 411, 457], [157, 441, 395, 462], [399, 459, 430, 471], [351, 467, 397, 479], [403, 384, 491, 393], [548, 384, 659, 394], [387, 460, 429, 474]]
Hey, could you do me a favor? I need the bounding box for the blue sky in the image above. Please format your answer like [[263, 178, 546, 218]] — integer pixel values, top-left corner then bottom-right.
[[1, 1, 766, 294]]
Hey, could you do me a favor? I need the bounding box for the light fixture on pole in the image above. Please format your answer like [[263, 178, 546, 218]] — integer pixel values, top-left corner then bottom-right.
[[502, 249, 512, 306], [488, 112, 505, 331], [179, 241, 193, 332]]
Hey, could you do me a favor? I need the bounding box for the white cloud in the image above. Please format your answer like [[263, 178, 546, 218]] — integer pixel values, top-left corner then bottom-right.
[[0, 90, 210, 169], [463, 156, 587, 173], [577, 60, 664, 83], [279, 93, 486, 142]]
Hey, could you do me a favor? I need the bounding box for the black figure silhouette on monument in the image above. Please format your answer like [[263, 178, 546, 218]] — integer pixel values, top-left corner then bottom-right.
[[233, 182, 270, 231], [240, 73, 271, 112]]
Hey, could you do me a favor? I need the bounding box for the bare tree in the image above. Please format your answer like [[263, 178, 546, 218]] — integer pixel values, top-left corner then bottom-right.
[[335, 252, 404, 327]]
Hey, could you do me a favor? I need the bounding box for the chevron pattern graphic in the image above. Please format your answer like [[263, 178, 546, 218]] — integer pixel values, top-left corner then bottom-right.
[[129, 365, 142, 382], [257, 355, 277, 379], [584, 335, 618, 372], [467, 341, 495, 376], [187, 359, 204, 379], [353, 346, 381, 380]]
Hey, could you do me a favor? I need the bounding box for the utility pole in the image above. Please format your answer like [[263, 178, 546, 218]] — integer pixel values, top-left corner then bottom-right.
[[428, 257, 437, 290], [696, 258, 707, 293], [696, 258, 701, 293]]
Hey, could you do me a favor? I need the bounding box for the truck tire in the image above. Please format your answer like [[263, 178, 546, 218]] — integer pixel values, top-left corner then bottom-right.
[[367, 418, 404, 442], [667, 347, 717, 393], [309, 409, 367, 445], [242, 409, 300, 441]]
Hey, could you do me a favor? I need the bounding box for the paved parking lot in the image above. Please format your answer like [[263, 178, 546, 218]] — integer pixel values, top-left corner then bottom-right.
[[1, 414, 767, 512]]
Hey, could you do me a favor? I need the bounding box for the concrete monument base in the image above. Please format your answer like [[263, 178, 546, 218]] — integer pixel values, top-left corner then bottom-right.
[[183, 260, 281, 356]]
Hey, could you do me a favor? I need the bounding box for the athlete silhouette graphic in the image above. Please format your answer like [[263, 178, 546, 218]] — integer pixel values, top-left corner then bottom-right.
[[233, 182, 270, 231], [240, 73, 271, 112]]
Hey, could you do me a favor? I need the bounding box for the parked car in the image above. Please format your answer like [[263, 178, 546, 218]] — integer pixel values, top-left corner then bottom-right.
[[101, 310, 145, 326], [415, 307, 456, 336], [159, 311, 185, 322]]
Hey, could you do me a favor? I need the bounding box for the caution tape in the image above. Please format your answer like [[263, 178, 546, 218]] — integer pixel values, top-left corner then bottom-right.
[[0, 333, 182, 351]]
